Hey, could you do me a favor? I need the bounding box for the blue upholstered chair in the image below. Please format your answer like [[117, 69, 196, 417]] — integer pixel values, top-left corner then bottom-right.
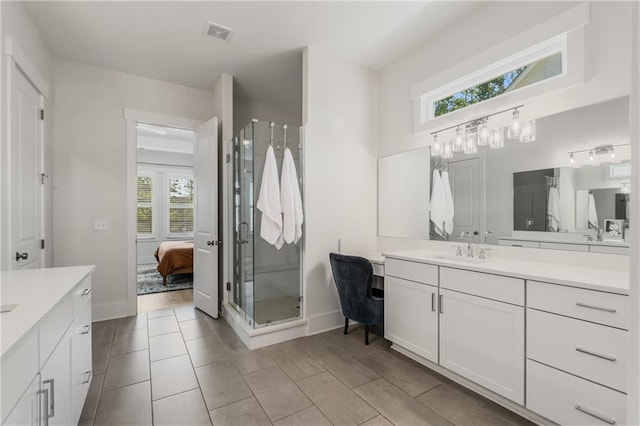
[[329, 253, 384, 345]]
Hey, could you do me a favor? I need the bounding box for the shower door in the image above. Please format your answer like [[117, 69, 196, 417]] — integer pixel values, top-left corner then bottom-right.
[[232, 127, 254, 321]]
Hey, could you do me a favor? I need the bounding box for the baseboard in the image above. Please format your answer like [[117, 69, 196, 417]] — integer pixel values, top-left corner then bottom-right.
[[305, 309, 344, 335], [92, 300, 136, 322]]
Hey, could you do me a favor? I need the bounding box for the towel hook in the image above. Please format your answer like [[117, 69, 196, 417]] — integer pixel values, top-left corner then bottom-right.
[[269, 122, 275, 147], [282, 124, 288, 150]]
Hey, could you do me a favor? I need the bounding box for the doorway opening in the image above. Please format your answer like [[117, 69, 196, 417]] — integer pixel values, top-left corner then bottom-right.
[[135, 123, 196, 305]]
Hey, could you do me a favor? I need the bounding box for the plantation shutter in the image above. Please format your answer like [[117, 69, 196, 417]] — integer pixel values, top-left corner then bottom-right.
[[168, 176, 194, 235], [137, 175, 154, 236]]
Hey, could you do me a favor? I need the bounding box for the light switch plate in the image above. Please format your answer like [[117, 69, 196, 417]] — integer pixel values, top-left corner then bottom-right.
[[94, 219, 109, 231]]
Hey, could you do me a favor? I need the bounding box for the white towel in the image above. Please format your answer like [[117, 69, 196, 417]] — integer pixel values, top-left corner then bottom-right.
[[588, 193, 599, 230], [547, 187, 562, 232], [257, 146, 283, 249], [430, 170, 446, 237], [441, 171, 455, 235], [280, 148, 304, 244]]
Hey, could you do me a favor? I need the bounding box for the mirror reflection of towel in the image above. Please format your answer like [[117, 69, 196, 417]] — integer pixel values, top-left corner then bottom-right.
[[547, 187, 562, 232], [588, 193, 599, 230], [431, 170, 446, 237]]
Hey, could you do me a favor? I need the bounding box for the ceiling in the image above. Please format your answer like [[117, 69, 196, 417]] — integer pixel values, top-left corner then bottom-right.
[[24, 1, 480, 112]]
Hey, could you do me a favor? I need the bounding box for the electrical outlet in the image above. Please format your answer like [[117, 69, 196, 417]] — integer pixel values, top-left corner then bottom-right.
[[94, 219, 109, 231]]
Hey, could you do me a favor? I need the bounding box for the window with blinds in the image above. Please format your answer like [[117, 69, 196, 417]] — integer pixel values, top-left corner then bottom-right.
[[137, 175, 154, 237], [168, 176, 194, 236]]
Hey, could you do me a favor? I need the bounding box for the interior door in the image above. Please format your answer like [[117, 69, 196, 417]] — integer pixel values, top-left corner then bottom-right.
[[193, 117, 219, 318], [11, 63, 44, 269]]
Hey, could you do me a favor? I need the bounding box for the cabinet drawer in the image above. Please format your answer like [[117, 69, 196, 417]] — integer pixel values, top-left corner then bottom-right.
[[527, 309, 628, 392], [498, 239, 540, 248], [527, 360, 626, 426], [440, 267, 524, 305], [528, 281, 629, 329], [71, 300, 93, 425], [385, 258, 438, 286], [589, 245, 629, 255], [72, 275, 92, 318], [1, 330, 38, 423], [539, 242, 589, 252], [39, 294, 73, 368]]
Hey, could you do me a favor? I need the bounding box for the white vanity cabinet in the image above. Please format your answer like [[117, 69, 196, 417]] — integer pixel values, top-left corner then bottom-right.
[[526, 280, 628, 425], [1, 266, 94, 426], [384, 259, 439, 363], [439, 268, 525, 405]]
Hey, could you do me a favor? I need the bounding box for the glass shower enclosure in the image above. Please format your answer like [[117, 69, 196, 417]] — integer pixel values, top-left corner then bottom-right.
[[231, 120, 303, 328]]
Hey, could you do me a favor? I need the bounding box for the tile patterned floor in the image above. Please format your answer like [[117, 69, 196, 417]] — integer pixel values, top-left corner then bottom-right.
[[82, 297, 534, 426]]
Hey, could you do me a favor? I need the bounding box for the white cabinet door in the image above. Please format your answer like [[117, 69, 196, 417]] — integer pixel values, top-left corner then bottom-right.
[[40, 337, 71, 426], [439, 289, 524, 404], [2, 374, 41, 426], [385, 276, 438, 363]]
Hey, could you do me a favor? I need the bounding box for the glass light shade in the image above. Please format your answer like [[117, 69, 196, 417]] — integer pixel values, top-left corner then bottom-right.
[[610, 148, 615, 159], [507, 109, 522, 139], [569, 153, 575, 164], [489, 127, 505, 149], [519, 120, 536, 143], [589, 150, 594, 161], [442, 141, 454, 159], [453, 127, 464, 152], [477, 121, 490, 146], [431, 134, 441, 157], [464, 134, 477, 154]]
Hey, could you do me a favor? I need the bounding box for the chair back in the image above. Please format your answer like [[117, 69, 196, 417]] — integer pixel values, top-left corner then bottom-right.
[[329, 253, 375, 324]]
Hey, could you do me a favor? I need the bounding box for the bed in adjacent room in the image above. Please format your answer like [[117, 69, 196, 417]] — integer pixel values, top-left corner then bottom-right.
[[154, 240, 194, 286]]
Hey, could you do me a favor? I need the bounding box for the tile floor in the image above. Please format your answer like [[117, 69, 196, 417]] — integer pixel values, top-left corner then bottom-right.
[[82, 293, 534, 426]]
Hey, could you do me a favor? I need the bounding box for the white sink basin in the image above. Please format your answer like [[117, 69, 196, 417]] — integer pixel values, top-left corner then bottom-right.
[[428, 255, 490, 264]]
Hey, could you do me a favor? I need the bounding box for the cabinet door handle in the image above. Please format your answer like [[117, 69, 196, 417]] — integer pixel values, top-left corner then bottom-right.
[[439, 295, 444, 314], [82, 370, 93, 384], [575, 347, 617, 362], [431, 293, 436, 312], [80, 288, 92, 296], [575, 404, 616, 424], [37, 389, 49, 426], [43, 378, 55, 417], [576, 302, 616, 313]]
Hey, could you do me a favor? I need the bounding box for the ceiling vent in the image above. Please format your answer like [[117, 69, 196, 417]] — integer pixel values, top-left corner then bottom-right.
[[203, 22, 234, 43]]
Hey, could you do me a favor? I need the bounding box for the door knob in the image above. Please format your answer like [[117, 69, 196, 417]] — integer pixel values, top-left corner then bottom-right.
[[15, 252, 28, 261], [207, 240, 215, 246]]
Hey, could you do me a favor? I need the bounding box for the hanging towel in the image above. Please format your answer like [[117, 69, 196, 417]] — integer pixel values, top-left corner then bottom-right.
[[257, 146, 284, 249], [588, 193, 599, 230], [441, 171, 455, 235], [547, 187, 562, 232], [430, 170, 446, 237], [280, 147, 304, 244]]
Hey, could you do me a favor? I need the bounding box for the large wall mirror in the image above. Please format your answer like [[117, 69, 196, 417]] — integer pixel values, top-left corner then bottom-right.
[[378, 96, 631, 251]]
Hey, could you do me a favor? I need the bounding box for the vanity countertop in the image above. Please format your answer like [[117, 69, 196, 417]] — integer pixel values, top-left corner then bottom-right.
[[0, 265, 96, 357], [383, 249, 628, 295], [497, 235, 629, 247]]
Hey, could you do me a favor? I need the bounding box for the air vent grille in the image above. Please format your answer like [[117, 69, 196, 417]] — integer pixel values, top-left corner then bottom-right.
[[203, 22, 234, 43]]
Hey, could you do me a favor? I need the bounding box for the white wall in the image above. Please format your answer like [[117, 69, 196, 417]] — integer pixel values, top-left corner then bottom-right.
[[302, 45, 378, 333], [52, 59, 215, 319], [233, 97, 302, 136], [0, 1, 54, 269], [377, 1, 632, 158]]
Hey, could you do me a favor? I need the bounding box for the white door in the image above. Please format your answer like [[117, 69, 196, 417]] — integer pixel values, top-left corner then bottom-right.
[[11, 65, 44, 269], [385, 276, 439, 363], [193, 117, 219, 318], [439, 289, 525, 404], [448, 157, 482, 242]]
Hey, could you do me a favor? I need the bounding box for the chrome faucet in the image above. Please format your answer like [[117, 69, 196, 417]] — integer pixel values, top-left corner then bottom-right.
[[460, 231, 474, 257]]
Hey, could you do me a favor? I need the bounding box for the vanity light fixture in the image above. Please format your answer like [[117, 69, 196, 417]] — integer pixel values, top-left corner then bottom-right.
[[568, 143, 628, 164], [429, 104, 533, 159]]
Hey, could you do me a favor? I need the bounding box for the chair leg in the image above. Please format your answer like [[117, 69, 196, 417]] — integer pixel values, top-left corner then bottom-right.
[[365, 324, 370, 345], [344, 318, 349, 335]]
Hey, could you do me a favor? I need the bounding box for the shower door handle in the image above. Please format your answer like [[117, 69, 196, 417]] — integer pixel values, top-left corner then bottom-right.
[[236, 222, 249, 244]]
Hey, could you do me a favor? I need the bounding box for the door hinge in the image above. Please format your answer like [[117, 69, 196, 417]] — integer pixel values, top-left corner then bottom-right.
[[41, 239, 45, 249], [226, 153, 231, 163], [226, 282, 231, 291], [40, 173, 47, 184], [40, 109, 44, 120]]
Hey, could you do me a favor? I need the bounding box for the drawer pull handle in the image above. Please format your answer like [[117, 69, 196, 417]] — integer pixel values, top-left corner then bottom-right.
[[80, 288, 92, 296], [43, 378, 54, 417], [439, 294, 444, 314], [576, 302, 616, 313], [37, 389, 49, 426], [79, 324, 91, 335], [82, 370, 92, 384], [575, 404, 616, 424], [575, 347, 616, 362], [431, 293, 436, 312]]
